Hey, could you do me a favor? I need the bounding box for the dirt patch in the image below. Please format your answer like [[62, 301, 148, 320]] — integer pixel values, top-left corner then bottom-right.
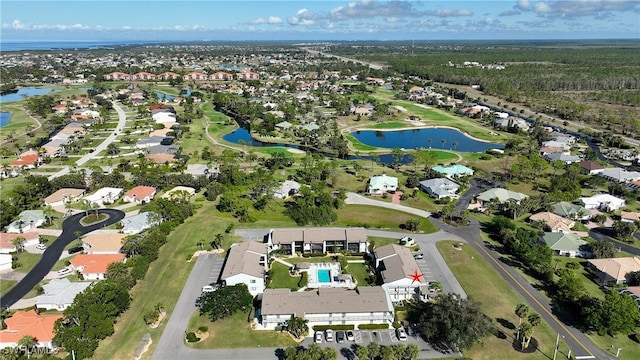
[[149, 311, 166, 329], [511, 336, 538, 354], [188, 249, 224, 262], [133, 334, 152, 360], [287, 148, 306, 154], [195, 331, 210, 342]]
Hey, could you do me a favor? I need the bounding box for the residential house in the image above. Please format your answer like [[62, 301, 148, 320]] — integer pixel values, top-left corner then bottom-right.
[[273, 180, 301, 199], [0, 254, 11, 271], [259, 287, 394, 330], [476, 188, 528, 207], [220, 241, 267, 296], [366, 174, 398, 195], [0, 310, 63, 351], [551, 202, 590, 220], [123, 186, 156, 204], [183, 71, 208, 81], [580, 194, 626, 211], [103, 71, 131, 81], [209, 71, 233, 81], [267, 228, 369, 256], [540, 146, 568, 156], [82, 233, 127, 254], [84, 187, 123, 206], [35, 278, 92, 311], [542, 140, 571, 150], [161, 186, 195, 199], [275, 121, 293, 131], [540, 233, 590, 258], [374, 244, 429, 303], [135, 136, 173, 149], [495, 117, 530, 132], [131, 72, 157, 81], [9, 150, 41, 170], [158, 71, 181, 81], [431, 164, 474, 178], [147, 144, 179, 155], [69, 253, 126, 280], [419, 178, 460, 199], [236, 70, 259, 81], [579, 160, 605, 175], [0, 231, 40, 253], [544, 152, 582, 164], [588, 257, 640, 285], [620, 211, 640, 223], [6, 210, 46, 233], [529, 212, 576, 233], [120, 212, 160, 235], [44, 188, 86, 207], [599, 168, 640, 183]]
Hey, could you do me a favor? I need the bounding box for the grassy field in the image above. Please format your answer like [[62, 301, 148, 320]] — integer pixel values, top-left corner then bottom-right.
[[369, 121, 411, 129], [186, 310, 297, 349], [268, 261, 304, 290], [336, 204, 437, 233], [92, 202, 235, 360], [0, 279, 17, 297], [437, 240, 563, 360]]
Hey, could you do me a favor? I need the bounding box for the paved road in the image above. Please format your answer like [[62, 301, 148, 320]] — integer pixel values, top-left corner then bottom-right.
[[431, 215, 609, 360], [48, 101, 128, 180], [589, 228, 640, 256], [0, 209, 125, 309], [345, 192, 431, 218]]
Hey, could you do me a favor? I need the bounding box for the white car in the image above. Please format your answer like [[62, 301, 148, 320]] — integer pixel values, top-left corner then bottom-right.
[[57, 268, 72, 276], [325, 329, 334, 342], [314, 331, 323, 343], [36, 244, 47, 250], [202, 285, 216, 293], [396, 327, 408, 341]]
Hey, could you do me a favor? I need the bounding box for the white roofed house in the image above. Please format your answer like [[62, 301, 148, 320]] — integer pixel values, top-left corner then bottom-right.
[[580, 194, 626, 211], [374, 244, 429, 303], [599, 168, 640, 183], [120, 212, 160, 235], [5, 211, 46, 234], [84, 187, 123, 206], [419, 178, 460, 199], [273, 180, 301, 199], [35, 278, 92, 311], [366, 174, 398, 195], [259, 287, 394, 330], [267, 228, 368, 256], [220, 241, 268, 296]]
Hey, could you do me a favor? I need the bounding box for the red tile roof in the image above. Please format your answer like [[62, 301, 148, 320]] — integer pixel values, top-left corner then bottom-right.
[[0, 310, 62, 344], [124, 186, 156, 200], [70, 253, 125, 275]]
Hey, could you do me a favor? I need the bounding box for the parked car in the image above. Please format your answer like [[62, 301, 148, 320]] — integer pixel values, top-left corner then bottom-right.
[[67, 246, 83, 254], [325, 329, 334, 342], [36, 244, 47, 250], [336, 331, 345, 343], [396, 327, 408, 341], [413, 253, 424, 260], [346, 330, 355, 341], [399, 236, 415, 246], [201, 285, 216, 293], [57, 268, 72, 276], [314, 331, 323, 343]]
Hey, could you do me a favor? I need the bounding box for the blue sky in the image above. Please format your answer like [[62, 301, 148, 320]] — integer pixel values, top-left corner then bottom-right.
[[1, 0, 639, 42]]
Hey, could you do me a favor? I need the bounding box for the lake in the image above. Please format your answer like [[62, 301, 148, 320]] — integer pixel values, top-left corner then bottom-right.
[[0, 112, 11, 128], [351, 128, 504, 152], [0, 87, 55, 103], [223, 128, 417, 164]]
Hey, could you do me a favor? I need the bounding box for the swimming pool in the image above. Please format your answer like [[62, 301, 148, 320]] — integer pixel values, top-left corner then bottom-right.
[[317, 269, 331, 283]]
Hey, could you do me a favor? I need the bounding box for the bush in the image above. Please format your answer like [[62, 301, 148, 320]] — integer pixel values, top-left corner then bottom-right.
[[313, 324, 354, 331], [185, 332, 200, 343], [566, 262, 580, 270], [297, 272, 308, 287], [143, 310, 159, 325], [358, 324, 391, 330], [198, 326, 208, 332], [11, 261, 22, 269], [186, 252, 194, 261]]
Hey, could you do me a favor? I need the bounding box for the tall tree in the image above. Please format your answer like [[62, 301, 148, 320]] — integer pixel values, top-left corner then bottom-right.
[[408, 293, 493, 351], [515, 303, 529, 339]]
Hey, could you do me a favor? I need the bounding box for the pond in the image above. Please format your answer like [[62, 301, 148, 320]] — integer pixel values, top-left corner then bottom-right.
[[350, 128, 503, 152], [156, 92, 175, 101], [0, 87, 55, 103], [223, 128, 415, 164], [0, 112, 10, 128]]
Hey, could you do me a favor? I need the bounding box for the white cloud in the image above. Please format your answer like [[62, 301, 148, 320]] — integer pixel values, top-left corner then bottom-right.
[[499, 10, 522, 16], [534, 2, 552, 13], [516, 0, 639, 18], [268, 16, 282, 24], [386, 16, 400, 23], [516, 0, 532, 10], [251, 18, 266, 25], [434, 9, 474, 17]]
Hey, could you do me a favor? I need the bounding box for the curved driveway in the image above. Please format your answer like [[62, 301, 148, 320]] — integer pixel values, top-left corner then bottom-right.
[[0, 209, 125, 309]]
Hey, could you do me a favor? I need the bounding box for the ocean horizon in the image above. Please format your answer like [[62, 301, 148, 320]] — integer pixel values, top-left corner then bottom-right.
[[0, 40, 170, 52]]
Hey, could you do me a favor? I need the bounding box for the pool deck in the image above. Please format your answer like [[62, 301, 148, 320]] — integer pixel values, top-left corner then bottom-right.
[[304, 262, 354, 289]]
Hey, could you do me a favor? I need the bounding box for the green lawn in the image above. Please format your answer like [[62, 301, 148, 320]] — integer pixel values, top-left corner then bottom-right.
[[437, 240, 561, 360], [342, 262, 372, 286], [369, 121, 411, 129], [0, 279, 17, 297], [12, 252, 44, 273], [92, 202, 236, 360], [267, 261, 303, 290], [186, 310, 297, 349], [336, 204, 437, 233]]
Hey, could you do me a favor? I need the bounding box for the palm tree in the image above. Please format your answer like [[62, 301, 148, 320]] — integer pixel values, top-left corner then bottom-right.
[[452, 141, 458, 151], [515, 303, 529, 339], [441, 138, 446, 149], [211, 233, 224, 249], [17, 335, 36, 358], [428, 138, 432, 148], [519, 322, 533, 350], [12, 237, 25, 253], [286, 316, 309, 339]]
